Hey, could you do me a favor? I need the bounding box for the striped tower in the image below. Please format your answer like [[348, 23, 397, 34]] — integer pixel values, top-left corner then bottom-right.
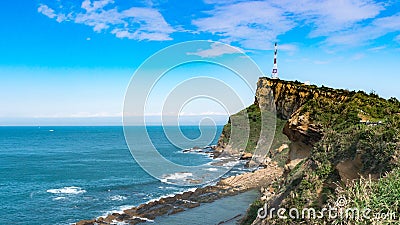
[[271, 42, 278, 79]]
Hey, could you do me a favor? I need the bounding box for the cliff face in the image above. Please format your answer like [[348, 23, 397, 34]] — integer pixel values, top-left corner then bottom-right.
[[256, 78, 353, 169], [218, 78, 350, 163], [256, 78, 348, 120], [219, 77, 400, 178]]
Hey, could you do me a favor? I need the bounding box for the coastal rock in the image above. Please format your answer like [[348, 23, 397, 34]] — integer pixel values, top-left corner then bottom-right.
[[141, 204, 174, 219], [75, 219, 96, 225], [168, 207, 185, 215], [277, 144, 289, 153], [240, 152, 253, 160]]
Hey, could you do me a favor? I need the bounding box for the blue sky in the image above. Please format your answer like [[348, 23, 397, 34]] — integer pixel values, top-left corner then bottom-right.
[[1, 0, 400, 125]]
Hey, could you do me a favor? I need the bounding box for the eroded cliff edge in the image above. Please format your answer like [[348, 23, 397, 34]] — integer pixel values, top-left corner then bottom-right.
[[216, 77, 400, 224]]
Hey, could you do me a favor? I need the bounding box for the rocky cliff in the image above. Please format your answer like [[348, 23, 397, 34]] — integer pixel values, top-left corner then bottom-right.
[[256, 78, 348, 170], [256, 78, 348, 120], [219, 77, 399, 175], [231, 77, 400, 225], [217, 77, 353, 168]]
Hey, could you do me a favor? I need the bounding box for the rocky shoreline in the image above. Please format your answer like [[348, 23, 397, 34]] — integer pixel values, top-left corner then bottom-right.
[[76, 163, 283, 225]]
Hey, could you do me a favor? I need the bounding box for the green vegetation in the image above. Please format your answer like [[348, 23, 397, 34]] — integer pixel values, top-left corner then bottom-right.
[[329, 168, 400, 224], [220, 103, 289, 153], [240, 200, 265, 225], [306, 91, 400, 174]]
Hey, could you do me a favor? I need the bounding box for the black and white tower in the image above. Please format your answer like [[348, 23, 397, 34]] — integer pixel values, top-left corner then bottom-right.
[[271, 42, 278, 79]]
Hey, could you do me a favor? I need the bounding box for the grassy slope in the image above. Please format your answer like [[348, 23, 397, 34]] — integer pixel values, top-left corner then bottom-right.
[[220, 103, 289, 154], [332, 168, 400, 224]]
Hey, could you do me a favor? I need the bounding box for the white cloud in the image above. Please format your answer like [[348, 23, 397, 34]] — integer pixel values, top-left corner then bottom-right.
[[179, 111, 228, 116], [202, 0, 246, 5], [38, 4, 68, 23], [32, 112, 122, 118], [368, 45, 386, 51], [193, 0, 393, 49], [129, 111, 228, 116], [38, 0, 400, 49], [324, 13, 400, 46], [313, 60, 330, 65], [278, 44, 298, 52], [187, 42, 242, 58], [81, 0, 114, 12], [69, 112, 122, 118], [38, 0, 175, 41], [38, 4, 56, 18], [192, 1, 295, 50], [273, 0, 383, 37]]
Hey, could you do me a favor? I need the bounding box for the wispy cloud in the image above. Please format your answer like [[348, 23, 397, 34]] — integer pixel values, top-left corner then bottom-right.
[[179, 111, 228, 116], [192, 1, 295, 50], [351, 53, 366, 60], [324, 13, 400, 46], [187, 42, 242, 58], [81, 0, 114, 12], [37, 0, 400, 50], [38, 0, 175, 41], [126, 111, 228, 116], [38, 4, 67, 22], [193, 0, 396, 49], [368, 45, 387, 51], [313, 60, 330, 65], [273, 0, 383, 37], [38, 4, 56, 18], [32, 112, 123, 118]]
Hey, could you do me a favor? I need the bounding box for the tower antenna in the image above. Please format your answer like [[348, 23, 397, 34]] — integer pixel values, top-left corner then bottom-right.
[[271, 42, 278, 79]]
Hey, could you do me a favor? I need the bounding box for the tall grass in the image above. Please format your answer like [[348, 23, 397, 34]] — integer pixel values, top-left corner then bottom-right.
[[331, 168, 400, 224]]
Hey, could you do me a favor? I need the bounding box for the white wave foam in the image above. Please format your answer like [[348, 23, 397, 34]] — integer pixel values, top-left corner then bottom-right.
[[109, 195, 127, 201], [99, 205, 134, 218], [223, 161, 239, 168], [204, 168, 218, 172], [187, 187, 197, 192], [46, 186, 86, 195], [112, 217, 153, 224], [53, 196, 67, 201], [215, 156, 231, 160], [144, 187, 198, 205], [111, 221, 129, 225], [160, 172, 193, 183], [158, 186, 177, 190]]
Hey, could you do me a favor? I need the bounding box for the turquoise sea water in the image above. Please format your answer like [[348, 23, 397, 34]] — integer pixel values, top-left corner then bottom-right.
[[0, 126, 252, 225], [146, 190, 259, 225]]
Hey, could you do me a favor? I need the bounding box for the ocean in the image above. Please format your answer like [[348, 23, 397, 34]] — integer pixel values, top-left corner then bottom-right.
[[0, 126, 253, 225]]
